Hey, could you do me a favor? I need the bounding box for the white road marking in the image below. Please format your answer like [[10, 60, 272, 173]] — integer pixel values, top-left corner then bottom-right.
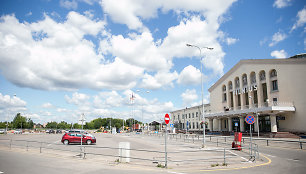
[[47, 140, 60, 147], [227, 150, 250, 162], [264, 154, 276, 158]]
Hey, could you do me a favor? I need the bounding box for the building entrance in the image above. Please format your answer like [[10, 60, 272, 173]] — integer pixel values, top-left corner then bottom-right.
[[259, 115, 271, 132]]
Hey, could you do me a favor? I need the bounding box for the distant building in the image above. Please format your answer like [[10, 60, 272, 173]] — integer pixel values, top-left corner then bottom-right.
[[171, 54, 306, 135]]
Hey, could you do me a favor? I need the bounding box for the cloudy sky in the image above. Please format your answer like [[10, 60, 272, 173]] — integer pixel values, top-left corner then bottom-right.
[[0, 0, 305, 124]]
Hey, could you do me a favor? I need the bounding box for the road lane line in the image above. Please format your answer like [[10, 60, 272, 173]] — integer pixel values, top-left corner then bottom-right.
[[227, 150, 250, 162]]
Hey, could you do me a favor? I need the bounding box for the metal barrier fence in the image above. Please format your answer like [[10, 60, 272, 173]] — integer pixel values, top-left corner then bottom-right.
[[146, 133, 306, 149], [0, 138, 258, 167]]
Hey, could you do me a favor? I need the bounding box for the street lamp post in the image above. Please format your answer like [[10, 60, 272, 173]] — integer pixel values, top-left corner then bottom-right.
[[186, 44, 213, 148], [136, 90, 150, 132]]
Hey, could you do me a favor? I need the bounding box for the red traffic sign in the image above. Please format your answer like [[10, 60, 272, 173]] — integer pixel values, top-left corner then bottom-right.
[[245, 115, 255, 124], [164, 114, 170, 124]]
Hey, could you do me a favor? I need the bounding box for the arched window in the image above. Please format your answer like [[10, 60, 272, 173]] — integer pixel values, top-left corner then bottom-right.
[[259, 71, 266, 81], [270, 69, 278, 91], [235, 77, 240, 88], [242, 74, 247, 86], [222, 85, 227, 102], [270, 69, 277, 78], [250, 72, 256, 84], [228, 81, 233, 90]]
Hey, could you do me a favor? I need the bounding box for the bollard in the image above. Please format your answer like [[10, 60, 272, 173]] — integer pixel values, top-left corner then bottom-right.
[[119, 142, 130, 162], [210, 136, 211, 141], [225, 137, 226, 142], [266, 140, 269, 146], [224, 148, 226, 164], [83, 147, 86, 159], [300, 142, 303, 149], [40, 142, 42, 153]]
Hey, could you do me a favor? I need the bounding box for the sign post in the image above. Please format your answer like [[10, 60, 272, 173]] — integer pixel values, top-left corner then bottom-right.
[[245, 115, 255, 159], [164, 113, 170, 168]]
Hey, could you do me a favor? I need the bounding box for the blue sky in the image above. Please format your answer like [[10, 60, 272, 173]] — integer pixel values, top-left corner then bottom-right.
[[0, 0, 305, 124]]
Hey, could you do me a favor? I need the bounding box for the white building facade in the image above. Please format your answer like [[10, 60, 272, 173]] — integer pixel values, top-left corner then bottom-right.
[[171, 55, 306, 134]]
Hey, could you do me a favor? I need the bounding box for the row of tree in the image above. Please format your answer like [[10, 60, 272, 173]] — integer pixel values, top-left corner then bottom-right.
[[0, 113, 142, 130], [45, 118, 142, 130], [0, 113, 34, 129]]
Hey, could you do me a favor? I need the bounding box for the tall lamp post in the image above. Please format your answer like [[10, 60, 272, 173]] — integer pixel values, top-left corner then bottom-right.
[[136, 90, 150, 132], [186, 44, 213, 148]]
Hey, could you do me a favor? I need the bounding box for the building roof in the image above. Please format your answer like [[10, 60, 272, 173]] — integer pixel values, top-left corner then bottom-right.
[[208, 56, 306, 92]]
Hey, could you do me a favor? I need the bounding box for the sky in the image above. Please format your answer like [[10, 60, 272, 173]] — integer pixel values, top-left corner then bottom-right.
[[0, 0, 305, 124]]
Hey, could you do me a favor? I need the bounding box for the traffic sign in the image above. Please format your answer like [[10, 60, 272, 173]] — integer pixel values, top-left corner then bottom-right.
[[170, 124, 174, 128], [245, 115, 255, 124], [164, 113, 170, 124]]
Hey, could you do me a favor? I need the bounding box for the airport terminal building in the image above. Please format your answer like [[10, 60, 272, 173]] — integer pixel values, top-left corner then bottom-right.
[[171, 54, 306, 135]]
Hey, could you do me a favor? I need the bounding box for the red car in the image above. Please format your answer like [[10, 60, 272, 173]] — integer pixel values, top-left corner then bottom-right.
[[61, 133, 96, 145]]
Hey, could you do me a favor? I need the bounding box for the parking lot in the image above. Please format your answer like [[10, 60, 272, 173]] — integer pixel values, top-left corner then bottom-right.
[[0, 132, 272, 173]]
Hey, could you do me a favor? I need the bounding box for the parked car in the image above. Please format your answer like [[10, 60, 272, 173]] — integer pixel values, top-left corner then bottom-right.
[[46, 129, 55, 134], [61, 133, 96, 145], [14, 129, 22, 134], [0, 129, 7, 134], [56, 130, 62, 134]]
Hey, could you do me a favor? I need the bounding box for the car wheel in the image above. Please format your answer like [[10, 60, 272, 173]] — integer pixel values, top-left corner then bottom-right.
[[63, 140, 69, 145], [86, 140, 92, 145]]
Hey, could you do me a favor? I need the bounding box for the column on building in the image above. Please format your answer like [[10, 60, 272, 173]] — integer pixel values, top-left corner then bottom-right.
[[240, 75, 247, 110], [218, 118, 222, 131], [256, 72, 263, 107], [266, 72, 272, 104], [248, 73, 254, 108], [233, 90, 238, 110], [239, 116, 245, 132], [254, 114, 259, 132], [213, 118, 218, 131], [270, 114, 277, 133], [228, 117, 233, 132], [208, 118, 213, 131]]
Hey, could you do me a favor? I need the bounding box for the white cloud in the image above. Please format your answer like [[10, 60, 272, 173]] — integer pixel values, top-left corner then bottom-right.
[[109, 31, 172, 71], [271, 50, 288, 59], [60, 0, 78, 10], [181, 89, 198, 107], [140, 71, 179, 90], [226, 37, 238, 45], [291, 7, 306, 32], [93, 91, 124, 108], [0, 93, 27, 109], [0, 13, 146, 91], [273, 0, 291, 8], [65, 92, 90, 105], [42, 102, 54, 109], [0, 93, 27, 120], [269, 31, 287, 47], [177, 65, 201, 85], [101, 0, 237, 31]]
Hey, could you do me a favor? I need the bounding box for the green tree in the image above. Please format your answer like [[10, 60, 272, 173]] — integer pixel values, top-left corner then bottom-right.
[[12, 113, 27, 129], [46, 121, 58, 129], [73, 123, 81, 129], [57, 121, 69, 129]]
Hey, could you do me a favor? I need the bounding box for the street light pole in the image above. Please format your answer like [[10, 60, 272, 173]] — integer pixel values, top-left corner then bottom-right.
[[186, 44, 213, 148], [136, 90, 150, 132]]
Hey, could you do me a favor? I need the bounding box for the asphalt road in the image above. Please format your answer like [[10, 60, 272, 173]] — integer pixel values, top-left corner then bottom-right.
[[0, 133, 305, 174]]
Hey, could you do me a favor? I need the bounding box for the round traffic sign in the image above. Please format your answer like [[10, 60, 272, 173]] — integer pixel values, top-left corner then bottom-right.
[[245, 115, 255, 124], [164, 113, 170, 124]]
